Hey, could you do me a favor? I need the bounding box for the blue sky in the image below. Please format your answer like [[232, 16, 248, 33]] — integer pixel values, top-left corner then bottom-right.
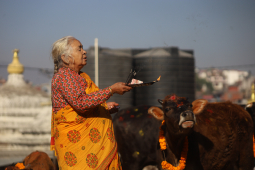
[[0, 0, 255, 82]]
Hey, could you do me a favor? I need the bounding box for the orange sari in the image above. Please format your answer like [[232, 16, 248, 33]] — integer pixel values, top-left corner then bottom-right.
[[51, 73, 122, 170]]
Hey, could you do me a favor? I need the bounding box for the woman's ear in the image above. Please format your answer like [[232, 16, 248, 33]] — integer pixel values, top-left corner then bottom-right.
[[61, 54, 69, 64]]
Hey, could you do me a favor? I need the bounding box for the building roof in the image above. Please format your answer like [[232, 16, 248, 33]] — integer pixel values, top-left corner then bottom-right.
[[134, 47, 193, 58], [86, 47, 132, 57], [134, 48, 171, 57]]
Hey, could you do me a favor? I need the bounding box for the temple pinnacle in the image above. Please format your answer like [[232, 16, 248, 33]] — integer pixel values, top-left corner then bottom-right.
[[7, 49, 24, 74]]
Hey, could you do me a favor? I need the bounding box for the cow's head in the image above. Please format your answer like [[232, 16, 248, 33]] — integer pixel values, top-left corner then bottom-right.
[[148, 94, 207, 136]]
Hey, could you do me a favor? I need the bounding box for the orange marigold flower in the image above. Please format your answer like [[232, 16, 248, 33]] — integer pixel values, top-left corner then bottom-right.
[[161, 161, 167, 166], [160, 145, 165, 151], [159, 138, 164, 142], [165, 163, 170, 168], [15, 162, 25, 169]]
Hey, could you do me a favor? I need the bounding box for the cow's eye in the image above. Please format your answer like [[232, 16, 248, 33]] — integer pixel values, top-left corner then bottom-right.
[[165, 108, 171, 112], [190, 104, 193, 107]]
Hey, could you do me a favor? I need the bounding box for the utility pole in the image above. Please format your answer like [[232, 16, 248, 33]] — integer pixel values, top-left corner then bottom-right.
[[94, 38, 99, 87]]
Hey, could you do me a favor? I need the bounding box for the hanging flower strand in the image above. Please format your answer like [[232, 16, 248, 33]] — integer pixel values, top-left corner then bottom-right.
[[159, 120, 188, 170]]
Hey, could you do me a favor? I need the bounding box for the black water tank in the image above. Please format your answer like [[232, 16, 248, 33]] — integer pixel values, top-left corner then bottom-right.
[[133, 47, 195, 107]]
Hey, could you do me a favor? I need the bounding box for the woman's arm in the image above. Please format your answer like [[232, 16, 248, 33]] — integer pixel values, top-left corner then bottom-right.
[[53, 70, 112, 113]]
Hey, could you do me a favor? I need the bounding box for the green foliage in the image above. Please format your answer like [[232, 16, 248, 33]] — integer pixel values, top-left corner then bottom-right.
[[195, 74, 214, 93]]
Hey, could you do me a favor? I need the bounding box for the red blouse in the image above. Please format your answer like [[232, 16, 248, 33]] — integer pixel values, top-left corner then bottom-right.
[[51, 67, 112, 113]]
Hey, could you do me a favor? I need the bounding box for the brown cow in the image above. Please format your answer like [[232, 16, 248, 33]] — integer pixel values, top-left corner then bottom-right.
[[5, 151, 54, 170], [148, 95, 254, 170]]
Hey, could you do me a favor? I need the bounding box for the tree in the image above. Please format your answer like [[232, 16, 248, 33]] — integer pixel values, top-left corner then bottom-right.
[[195, 74, 214, 94]]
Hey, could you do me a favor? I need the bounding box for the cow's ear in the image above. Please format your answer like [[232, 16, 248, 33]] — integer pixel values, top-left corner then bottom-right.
[[158, 99, 163, 105], [192, 99, 208, 114], [148, 106, 164, 120]]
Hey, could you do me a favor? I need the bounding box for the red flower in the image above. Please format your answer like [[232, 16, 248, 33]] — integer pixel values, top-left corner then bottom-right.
[[170, 95, 176, 100], [177, 102, 184, 107]]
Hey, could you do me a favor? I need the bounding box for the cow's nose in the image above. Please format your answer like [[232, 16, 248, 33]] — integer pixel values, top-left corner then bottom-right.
[[181, 111, 194, 119]]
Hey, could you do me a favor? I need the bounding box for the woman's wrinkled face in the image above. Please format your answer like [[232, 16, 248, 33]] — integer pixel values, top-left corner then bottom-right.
[[69, 39, 87, 72]]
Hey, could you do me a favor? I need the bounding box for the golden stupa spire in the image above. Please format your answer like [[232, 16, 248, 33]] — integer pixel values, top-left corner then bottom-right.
[[7, 49, 24, 74], [248, 83, 255, 103]]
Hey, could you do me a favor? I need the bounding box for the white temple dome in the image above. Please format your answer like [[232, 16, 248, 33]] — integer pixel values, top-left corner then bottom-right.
[[0, 84, 49, 108], [0, 49, 49, 108], [0, 49, 53, 165]]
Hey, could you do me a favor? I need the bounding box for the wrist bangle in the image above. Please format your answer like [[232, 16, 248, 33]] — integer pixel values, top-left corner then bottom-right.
[[109, 87, 113, 94]]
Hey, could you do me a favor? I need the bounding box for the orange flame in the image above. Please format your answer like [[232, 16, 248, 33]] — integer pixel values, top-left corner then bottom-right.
[[157, 76, 161, 81]]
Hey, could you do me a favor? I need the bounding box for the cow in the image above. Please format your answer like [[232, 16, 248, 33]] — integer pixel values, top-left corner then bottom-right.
[[5, 151, 54, 170], [113, 94, 254, 170], [113, 105, 161, 170]]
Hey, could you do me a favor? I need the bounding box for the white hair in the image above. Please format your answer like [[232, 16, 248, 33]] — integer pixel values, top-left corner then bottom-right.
[[51, 36, 76, 73]]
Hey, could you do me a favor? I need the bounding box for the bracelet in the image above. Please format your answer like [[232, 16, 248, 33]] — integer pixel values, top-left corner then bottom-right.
[[109, 87, 113, 95]]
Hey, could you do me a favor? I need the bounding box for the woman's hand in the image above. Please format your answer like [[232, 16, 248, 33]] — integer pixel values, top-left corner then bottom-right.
[[110, 82, 133, 95], [107, 102, 119, 114]]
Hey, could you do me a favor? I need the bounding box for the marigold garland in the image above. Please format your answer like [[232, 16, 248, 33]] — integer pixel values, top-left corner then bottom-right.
[[159, 120, 188, 170], [15, 162, 25, 169]]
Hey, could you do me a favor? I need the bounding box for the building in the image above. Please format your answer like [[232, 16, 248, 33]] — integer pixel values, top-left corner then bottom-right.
[[0, 49, 53, 167], [196, 68, 255, 103]]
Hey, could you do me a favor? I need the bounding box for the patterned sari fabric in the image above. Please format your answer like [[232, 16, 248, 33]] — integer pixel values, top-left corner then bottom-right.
[[51, 67, 122, 170]]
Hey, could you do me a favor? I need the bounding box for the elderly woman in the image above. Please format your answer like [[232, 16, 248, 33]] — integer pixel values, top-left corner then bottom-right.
[[50, 36, 132, 170]]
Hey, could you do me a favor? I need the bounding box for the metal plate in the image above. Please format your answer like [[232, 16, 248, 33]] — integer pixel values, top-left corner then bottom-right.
[[127, 81, 157, 87]]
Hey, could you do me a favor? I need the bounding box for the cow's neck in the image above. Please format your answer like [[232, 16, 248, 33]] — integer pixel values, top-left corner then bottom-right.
[[164, 128, 187, 167]]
